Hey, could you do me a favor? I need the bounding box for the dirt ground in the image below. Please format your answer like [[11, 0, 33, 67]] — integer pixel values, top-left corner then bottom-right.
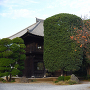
[[1, 80, 90, 85]]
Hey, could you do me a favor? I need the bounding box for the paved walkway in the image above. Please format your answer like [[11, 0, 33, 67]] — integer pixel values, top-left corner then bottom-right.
[[0, 83, 90, 90]]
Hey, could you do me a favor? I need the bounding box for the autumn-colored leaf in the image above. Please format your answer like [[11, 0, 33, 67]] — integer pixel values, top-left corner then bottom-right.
[[77, 41, 80, 43], [70, 36, 74, 39], [80, 44, 82, 47], [82, 36, 86, 38], [75, 38, 77, 40]]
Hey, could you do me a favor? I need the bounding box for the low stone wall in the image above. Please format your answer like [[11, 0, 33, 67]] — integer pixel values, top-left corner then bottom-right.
[[12, 77, 58, 83]]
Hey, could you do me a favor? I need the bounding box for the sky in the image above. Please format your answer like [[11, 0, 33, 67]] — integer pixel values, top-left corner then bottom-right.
[[0, 0, 90, 39]]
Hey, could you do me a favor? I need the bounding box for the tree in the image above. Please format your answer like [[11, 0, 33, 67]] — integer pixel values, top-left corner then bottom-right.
[[11, 37, 26, 77], [0, 38, 13, 81], [70, 19, 90, 75], [44, 13, 83, 75], [0, 37, 26, 81]]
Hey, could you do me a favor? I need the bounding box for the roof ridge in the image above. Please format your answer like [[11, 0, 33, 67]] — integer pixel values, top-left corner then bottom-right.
[[36, 18, 44, 22], [27, 21, 41, 33], [7, 22, 37, 39]]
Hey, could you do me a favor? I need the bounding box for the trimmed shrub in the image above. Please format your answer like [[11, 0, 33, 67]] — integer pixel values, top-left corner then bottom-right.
[[0, 78, 4, 81], [44, 13, 83, 73], [54, 80, 59, 83], [67, 80, 77, 85], [64, 76, 71, 81], [58, 76, 64, 81]]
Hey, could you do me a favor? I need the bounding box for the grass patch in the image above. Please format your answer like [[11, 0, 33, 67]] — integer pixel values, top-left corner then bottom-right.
[[67, 80, 77, 85], [11, 80, 15, 82], [2, 80, 6, 83], [55, 80, 77, 85], [0, 78, 4, 81], [31, 79, 37, 82], [55, 81, 68, 85], [54, 80, 59, 83]]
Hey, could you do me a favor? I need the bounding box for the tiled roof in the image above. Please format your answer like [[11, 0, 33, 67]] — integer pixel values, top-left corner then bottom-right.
[[8, 18, 44, 39]]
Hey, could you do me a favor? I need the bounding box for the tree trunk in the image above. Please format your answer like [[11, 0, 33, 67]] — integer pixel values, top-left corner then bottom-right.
[[61, 69, 64, 76]]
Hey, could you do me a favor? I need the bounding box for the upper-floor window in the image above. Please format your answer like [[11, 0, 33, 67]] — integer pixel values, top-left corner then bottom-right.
[[37, 46, 42, 49]]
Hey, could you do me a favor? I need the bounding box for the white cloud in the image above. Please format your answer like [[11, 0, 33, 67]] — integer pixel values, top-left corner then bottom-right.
[[12, 9, 30, 19], [69, 0, 90, 9], [0, 9, 36, 19], [0, 0, 39, 8], [25, 0, 39, 3], [0, 0, 40, 19], [0, 0, 90, 19]]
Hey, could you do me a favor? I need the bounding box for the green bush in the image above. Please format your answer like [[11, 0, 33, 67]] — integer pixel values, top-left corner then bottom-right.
[[64, 76, 71, 81], [0, 78, 4, 81], [44, 13, 83, 73], [54, 80, 59, 83], [87, 75, 90, 79], [67, 80, 77, 85], [31, 79, 37, 82], [58, 76, 64, 81], [3, 80, 6, 83], [11, 80, 15, 82]]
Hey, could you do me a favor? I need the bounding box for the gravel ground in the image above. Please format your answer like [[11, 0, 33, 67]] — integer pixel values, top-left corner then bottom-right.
[[0, 83, 90, 90]]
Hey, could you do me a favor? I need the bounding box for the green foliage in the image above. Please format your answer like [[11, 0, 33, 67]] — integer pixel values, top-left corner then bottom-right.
[[58, 76, 64, 81], [64, 76, 71, 81], [54, 80, 59, 83], [31, 79, 37, 82], [0, 78, 4, 81], [44, 13, 83, 72], [57, 75, 70, 81], [84, 42, 90, 64], [67, 80, 77, 85], [86, 75, 90, 80], [11, 79, 15, 82], [0, 38, 12, 45], [2, 51, 13, 57], [12, 37, 24, 44], [20, 54, 26, 60], [3, 80, 6, 83], [0, 37, 26, 81], [10, 43, 20, 52], [0, 46, 7, 52], [11, 69, 20, 76]]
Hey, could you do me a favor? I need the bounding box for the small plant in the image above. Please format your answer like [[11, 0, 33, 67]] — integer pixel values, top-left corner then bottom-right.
[[31, 79, 37, 82], [54, 80, 59, 83], [64, 76, 71, 81], [11, 80, 15, 82], [58, 76, 64, 81], [0, 78, 4, 81], [87, 75, 90, 79], [3, 80, 6, 83], [67, 80, 77, 85]]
